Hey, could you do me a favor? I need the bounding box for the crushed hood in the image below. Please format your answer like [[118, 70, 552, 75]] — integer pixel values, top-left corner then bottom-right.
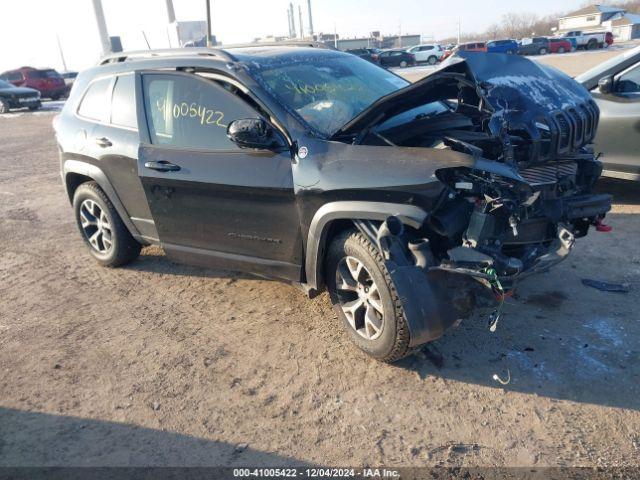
[[332, 52, 596, 146]]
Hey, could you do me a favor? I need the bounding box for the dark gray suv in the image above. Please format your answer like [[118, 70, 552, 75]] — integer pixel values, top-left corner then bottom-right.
[[54, 45, 611, 362]]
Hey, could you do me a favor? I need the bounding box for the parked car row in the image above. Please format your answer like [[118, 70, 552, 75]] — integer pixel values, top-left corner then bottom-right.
[[0, 66, 77, 113], [346, 47, 417, 68]]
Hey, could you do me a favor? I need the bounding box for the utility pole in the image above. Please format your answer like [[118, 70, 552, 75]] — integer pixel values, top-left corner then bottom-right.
[[334, 23, 338, 49], [165, 0, 176, 23], [289, 3, 297, 38], [457, 17, 461, 44], [298, 5, 304, 39], [205, 0, 213, 47], [91, 0, 111, 56], [307, 0, 314, 37], [56, 34, 68, 72], [287, 8, 293, 38]]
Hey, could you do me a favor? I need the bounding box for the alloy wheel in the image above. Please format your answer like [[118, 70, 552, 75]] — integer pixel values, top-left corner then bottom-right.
[[335, 256, 385, 340], [79, 199, 113, 254]]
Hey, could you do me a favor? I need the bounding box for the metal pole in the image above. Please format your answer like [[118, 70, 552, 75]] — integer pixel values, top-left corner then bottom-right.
[[91, 0, 111, 56], [205, 0, 213, 47], [142, 31, 151, 49], [56, 34, 68, 72], [334, 23, 338, 49], [307, 0, 314, 36], [289, 3, 296, 38], [298, 5, 304, 39], [457, 17, 461, 44], [165, 0, 176, 23]]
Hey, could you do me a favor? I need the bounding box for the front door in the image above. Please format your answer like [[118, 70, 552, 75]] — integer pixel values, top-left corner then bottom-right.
[[136, 71, 303, 281], [593, 60, 640, 180]]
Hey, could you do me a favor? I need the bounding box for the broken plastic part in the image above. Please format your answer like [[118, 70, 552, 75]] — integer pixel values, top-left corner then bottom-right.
[[595, 218, 612, 232]]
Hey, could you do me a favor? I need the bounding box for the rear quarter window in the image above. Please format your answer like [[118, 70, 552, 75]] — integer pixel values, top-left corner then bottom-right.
[[77, 77, 112, 121]]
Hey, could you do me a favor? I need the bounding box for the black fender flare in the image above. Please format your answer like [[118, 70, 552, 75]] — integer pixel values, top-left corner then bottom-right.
[[303, 201, 427, 291], [62, 159, 141, 238]]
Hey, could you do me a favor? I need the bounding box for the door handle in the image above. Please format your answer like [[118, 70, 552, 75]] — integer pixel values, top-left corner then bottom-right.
[[144, 160, 181, 172], [95, 137, 112, 148]]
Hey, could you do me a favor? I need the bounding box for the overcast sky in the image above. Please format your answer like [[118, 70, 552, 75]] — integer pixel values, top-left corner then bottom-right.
[[1, 0, 587, 72]]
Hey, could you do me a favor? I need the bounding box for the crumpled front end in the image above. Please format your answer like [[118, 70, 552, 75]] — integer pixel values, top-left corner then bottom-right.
[[339, 52, 612, 346], [339, 52, 612, 287]]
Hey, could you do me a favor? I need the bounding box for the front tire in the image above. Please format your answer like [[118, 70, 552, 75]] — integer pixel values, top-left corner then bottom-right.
[[73, 182, 141, 267], [326, 230, 411, 363], [539, 47, 547, 55], [558, 46, 565, 53], [399, 60, 408, 68]]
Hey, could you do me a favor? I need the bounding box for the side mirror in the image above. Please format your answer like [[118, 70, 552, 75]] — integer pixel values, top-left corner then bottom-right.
[[598, 75, 614, 94], [226, 118, 284, 150]]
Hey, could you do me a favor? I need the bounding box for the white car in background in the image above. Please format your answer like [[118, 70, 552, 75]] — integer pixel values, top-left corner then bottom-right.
[[405, 44, 444, 65]]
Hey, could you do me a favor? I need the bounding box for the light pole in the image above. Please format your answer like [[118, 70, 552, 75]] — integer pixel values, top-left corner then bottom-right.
[[91, 0, 111, 56], [205, 0, 213, 47]]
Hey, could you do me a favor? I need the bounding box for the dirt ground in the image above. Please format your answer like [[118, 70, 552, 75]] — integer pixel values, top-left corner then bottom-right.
[[1, 95, 639, 467]]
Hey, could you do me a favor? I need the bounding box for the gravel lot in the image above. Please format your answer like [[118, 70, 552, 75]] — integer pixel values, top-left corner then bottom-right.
[[1, 88, 639, 466]]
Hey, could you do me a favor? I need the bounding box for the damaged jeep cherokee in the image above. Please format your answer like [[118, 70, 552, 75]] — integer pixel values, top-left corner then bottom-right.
[[55, 44, 611, 362]]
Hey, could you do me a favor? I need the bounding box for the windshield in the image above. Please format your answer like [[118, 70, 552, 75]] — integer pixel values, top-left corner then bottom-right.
[[29, 69, 61, 79], [248, 55, 409, 136], [0, 80, 15, 89]]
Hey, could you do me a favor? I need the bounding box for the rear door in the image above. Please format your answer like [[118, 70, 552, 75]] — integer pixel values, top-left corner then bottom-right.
[[136, 71, 302, 281], [593, 61, 640, 180]]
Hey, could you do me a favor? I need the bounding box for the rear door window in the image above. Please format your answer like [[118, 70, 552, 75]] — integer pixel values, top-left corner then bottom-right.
[[77, 77, 112, 122], [110, 74, 137, 129], [142, 73, 259, 150]]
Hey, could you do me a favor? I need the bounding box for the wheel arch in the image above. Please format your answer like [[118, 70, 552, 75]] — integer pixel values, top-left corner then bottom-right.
[[63, 159, 141, 238], [303, 201, 427, 293]]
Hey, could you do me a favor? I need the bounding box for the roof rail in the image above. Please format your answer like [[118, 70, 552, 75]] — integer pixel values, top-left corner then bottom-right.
[[98, 41, 333, 65], [98, 48, 233, 65]]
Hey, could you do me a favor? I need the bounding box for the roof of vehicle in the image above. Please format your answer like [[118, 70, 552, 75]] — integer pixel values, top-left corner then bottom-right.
[[98, 42, 334, 66]]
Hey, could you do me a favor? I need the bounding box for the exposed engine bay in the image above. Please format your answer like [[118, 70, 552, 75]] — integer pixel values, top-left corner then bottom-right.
[[334, 52, 612, 288]]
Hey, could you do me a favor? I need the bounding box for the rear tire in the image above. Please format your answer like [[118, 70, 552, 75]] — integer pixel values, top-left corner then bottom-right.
[[427, 56, 437, 65], [399, 60, 408, 68], [558, 46, 565, 53], [326, 229, 412, 363], [587, 40, 597, 50], [73, 182, 141, 267]]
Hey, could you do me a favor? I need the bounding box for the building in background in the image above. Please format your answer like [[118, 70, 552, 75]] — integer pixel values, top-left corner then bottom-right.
[[168, 21, 213, 47], [557, 4, 624, 33], [604, 13, 640, 41], [557, 4, 640, 41], [320, 32, 421, 51]]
